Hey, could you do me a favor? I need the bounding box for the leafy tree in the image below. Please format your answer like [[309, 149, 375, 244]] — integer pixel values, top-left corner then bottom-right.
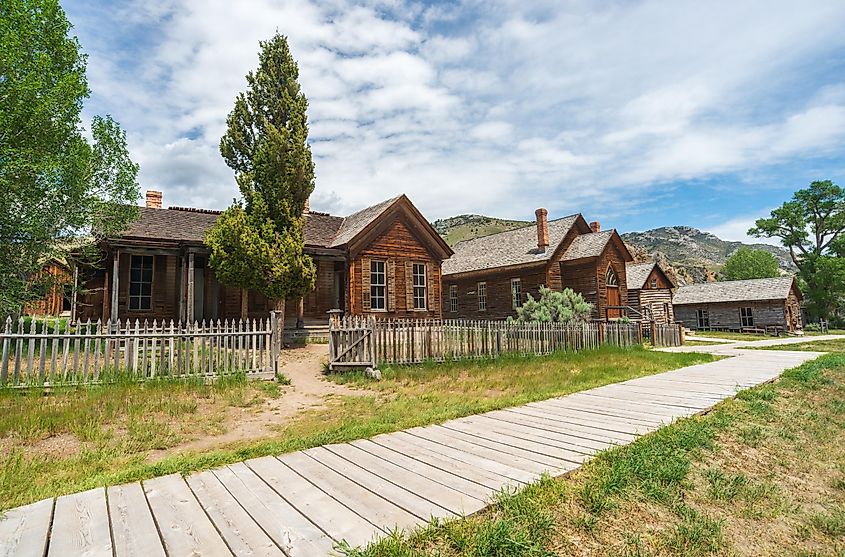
[[0, 0, 140, 316], [208, 33, 316, 331], [749, 180, 845, 320], [719, 247, 781, 281], [514, 287, 593, 323]]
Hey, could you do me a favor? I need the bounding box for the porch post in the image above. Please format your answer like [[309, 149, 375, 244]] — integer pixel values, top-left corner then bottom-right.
[[70, 263, 79, 325], [110, 249, 119, 326], [187, 252, 195, 323], [296, 296, 304, 329], [178, 251, 187, 322]]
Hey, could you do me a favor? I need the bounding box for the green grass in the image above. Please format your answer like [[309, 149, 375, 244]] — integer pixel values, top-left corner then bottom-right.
[[342, 353, 845, 557], [757, 337, 845, 352], [0, 346, 713, 510], [691, 330, 768, 341]]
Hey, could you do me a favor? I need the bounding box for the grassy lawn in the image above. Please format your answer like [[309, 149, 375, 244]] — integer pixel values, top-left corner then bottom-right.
[[683, 339, 724, 347], [0, 346, 713, 511], [343, 354, 845, 557], [690, 330, 768, 341], [757, 337, 845, 353]]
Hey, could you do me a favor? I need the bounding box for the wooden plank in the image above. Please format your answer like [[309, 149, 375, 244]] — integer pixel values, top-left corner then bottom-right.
[[501, 405, 653, 436], [351, 439, 495, 501], [48, 487, 112, 557], [451, 415, 608, 456], [307, 446, 457, 520], [108, 483, 166, 557], [143, 473, 233, 556], [246, 455, 380, 550], [216, 463, 335, 557], [186, 470, 284, 557], [533, 398, 670, 426], [278, 451, 421, 533], [484, 409, 636, 445], [0, 497, 53, 557]]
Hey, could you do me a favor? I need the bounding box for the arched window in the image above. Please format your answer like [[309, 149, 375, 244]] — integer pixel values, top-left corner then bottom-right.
[[606, 266, 619, 287]]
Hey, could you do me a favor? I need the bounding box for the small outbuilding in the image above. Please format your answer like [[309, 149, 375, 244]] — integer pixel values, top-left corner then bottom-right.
[[673, 276, 803, 333], [626, 262, 674, 325]]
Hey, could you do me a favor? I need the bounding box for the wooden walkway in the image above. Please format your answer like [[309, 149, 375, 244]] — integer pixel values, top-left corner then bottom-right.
[[0, 348, 821, 556]]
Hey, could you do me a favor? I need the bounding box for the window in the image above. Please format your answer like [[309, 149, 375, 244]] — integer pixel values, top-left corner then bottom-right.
[[696, 308, 710, 328], [606, 266, 619, 286], [740, 307, 754, 327], [412, 263, 427, 310], [449, 285, 458, 313], [650, 278, 658, 288], [477, 282, 487, 311], [370, 260, 386, 310], [129, 255, 153, 311], [511, 278, 522, 309]]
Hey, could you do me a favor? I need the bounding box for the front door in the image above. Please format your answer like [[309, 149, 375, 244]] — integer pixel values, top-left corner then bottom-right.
[[334, 271, 346, 312], [605, 266, 621, 319]]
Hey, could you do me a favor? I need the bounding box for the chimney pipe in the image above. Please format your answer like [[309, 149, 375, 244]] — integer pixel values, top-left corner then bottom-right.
[[146, 190, 162, 209], [590, 221, 600, 233], [535, 208, 549, 251]]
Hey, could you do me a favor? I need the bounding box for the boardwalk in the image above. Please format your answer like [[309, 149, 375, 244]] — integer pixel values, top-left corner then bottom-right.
[[0, 346, 822, 556]]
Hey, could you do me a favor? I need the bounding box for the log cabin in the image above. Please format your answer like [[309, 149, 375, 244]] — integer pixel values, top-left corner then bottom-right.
[[673, 276, 803, 333], [23, 258, 73, 317], [625, 262, 675, 325], [75, 191, 452, 330], [441, 209, 634, 320]]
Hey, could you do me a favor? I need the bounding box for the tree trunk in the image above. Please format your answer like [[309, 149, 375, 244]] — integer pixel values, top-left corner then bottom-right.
[[274, 298, 285, 352], [240, 288, 248, 320]]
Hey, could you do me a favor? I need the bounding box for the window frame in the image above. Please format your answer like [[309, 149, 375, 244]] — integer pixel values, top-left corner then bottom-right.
[[128, 254, 154, 312], [606, 266, 619, 287], [511, 278, 522, 309], [696, 308, 710, 328], [740, 306, 754, 327], [449, 284, 458, 313], [412, 262, 427, 310], [370, 260, 386, 311], [477, 282, 487, 312], [650, 278, 658, 288]]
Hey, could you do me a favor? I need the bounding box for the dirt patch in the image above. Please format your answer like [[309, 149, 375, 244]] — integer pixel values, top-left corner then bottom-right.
[[0, 433, 83, 460], [145, 344, 367, 460]]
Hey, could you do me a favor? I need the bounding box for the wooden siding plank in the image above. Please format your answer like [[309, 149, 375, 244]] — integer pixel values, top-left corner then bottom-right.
[[108, 483, 167, 557], [143, 473, 233, 556], [186, 470, 284, 557], [0, 498, 53, 557], [498, 406, 651, 437], [48, 488, 112, 557], [217, 463, 335, 557], [245, 455, 380, 550]]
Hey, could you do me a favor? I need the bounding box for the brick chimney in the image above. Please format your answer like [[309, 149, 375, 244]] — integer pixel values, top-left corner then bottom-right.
[[535, 208, 549, 251], [146, 190, 162, 209], [303, 196, 310, 214], [590, 221, 601, 233]]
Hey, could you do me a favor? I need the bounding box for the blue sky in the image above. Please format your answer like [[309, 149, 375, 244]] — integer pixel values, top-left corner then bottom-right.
[[64, 0, 845, 242]]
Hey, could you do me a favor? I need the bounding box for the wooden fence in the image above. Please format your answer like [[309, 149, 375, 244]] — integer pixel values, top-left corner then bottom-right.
[[0, 316, 279, 387], [329, 317, 664, 369], [648, 322, 684, 347]]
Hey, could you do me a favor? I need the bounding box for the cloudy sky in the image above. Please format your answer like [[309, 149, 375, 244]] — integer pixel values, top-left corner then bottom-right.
[[65, 0, 845, 242]]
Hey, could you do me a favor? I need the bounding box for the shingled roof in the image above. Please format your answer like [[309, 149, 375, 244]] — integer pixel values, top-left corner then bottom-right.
[[561, 230, 616, 261], [112, 197, 395, 249], [673, 276, 798, 305], [442, 215, 581, 276]]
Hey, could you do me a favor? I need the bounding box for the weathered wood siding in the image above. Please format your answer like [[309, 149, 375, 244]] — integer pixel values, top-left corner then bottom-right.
[[632, 289, 674, 324], [675, 299, 799, 331], [561, 241, 629, 320], [24, 263, 71, 316], [350, 217, 444, 319], [443, 267, 546, 319]]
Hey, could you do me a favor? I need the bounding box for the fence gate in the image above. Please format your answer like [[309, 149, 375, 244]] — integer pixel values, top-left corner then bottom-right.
[[328, 316, 375, 371]]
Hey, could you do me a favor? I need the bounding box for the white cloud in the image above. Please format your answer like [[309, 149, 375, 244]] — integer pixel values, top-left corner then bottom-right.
[[706, 214, 782, 246], [67, 0, 845, 226]]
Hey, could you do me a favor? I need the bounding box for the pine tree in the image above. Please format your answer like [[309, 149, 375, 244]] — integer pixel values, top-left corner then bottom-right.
[[207, 34, 316, 336]]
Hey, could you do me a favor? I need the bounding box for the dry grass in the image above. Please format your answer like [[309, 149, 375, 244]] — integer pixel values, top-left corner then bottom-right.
[[345, 353, 845, 557]]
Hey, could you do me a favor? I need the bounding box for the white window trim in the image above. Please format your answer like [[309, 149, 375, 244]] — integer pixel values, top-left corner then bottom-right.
[[740, 306, 754, 327], [412, 262, 427, 311], [370, 260, 387, 312], [697, 308, 710, 328], [449, 285, 458, 313], [511, 278, 522, 309], [129, 254, 154, 311], [477, 282, 487, 312]]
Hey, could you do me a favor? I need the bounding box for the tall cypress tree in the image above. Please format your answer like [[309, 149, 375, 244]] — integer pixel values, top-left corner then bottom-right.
[[207, 34, 316, 332]]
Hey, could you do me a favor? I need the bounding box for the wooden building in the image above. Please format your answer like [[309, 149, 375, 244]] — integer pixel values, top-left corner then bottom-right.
[[673, 276, 803, 333], [626, 262, 675, 325], [76, 191, 452, 328], [441, 209, 634, 320], [24, 259, 73, 317]]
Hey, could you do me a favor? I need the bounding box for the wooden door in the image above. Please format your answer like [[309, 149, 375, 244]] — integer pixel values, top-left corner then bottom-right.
[[605, 266, 622, 319]]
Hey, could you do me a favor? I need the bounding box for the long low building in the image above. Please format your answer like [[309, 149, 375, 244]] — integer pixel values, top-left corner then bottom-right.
[[673, 276, 803, 333]]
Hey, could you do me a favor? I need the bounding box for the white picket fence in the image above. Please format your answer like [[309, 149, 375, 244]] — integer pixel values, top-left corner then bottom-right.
[[0, 316, 280, 386], [328, 317, 667, 369]]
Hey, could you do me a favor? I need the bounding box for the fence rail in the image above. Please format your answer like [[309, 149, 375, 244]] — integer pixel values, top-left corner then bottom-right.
[[0, 316, 279, 387], [329, 317, 682, 369]]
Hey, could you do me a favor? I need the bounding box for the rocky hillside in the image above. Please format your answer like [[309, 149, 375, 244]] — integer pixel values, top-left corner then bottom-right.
[[432, 215, 795, 285]]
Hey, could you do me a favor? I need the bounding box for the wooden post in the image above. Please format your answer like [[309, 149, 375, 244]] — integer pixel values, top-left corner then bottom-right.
[[110, 249, 120, 328], [178, 252, 186, 322], [296, 297, 305, 329], [70, 263, 79, 325], [187, 252, 195, 323], [240, 288, 248, 320]]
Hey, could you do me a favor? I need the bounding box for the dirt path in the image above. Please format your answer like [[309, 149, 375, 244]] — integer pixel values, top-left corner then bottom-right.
[[146, 344, 364, 461]]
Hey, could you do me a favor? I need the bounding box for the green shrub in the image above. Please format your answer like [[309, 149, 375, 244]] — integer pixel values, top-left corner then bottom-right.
[[514, 287, 592, 323]]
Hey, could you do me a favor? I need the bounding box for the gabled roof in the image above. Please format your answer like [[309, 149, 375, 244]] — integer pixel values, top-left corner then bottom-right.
[[673, 276, 799, 305], [442, 214, 581, 276], [330, 195, 402, 248], [120, 207, 219, 243], [561, 230, 616, 261], [626, 261, 674, 290]]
